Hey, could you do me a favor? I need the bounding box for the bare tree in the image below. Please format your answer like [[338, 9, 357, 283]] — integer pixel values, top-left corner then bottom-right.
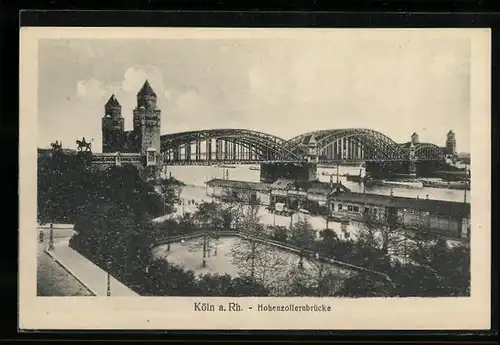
[[359, 211, 407, 259], [186, 233, 218, 267], [284, 253, 351, 296], [192, 201, 227, 257], [227, 188, 289, 293], [156, 178, 182, 252], [289, 218, 316, 266]]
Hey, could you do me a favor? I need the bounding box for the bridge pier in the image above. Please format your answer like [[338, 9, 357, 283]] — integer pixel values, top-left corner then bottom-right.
[[365, 161, 417, 179], [260, 162, 317, 183], [366, 160, 444, 179]]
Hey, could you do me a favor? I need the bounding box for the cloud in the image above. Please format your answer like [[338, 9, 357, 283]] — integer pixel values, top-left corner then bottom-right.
[[76, 79, 107, 100], [121, 66, 165, 95], [164, 88, 174, 100]]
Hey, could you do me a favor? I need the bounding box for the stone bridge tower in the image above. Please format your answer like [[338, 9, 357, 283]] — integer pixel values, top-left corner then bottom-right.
[[445, 130, 456, 156], [133, 80, 162, 167], [101, 94, 124, 153]]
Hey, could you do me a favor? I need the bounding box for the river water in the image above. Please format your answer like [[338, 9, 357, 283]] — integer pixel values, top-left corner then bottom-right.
[[166, 164, 470, 204]]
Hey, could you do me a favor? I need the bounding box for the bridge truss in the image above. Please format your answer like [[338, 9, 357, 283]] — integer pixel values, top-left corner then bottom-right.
[[161, 129, 303, 165], [160, 128, 445, 165]]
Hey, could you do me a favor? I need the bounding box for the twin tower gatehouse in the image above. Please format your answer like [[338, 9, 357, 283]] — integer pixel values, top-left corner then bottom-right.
[[99, 80, 161, 175]]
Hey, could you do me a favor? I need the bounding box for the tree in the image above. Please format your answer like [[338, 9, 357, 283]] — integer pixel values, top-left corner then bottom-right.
[[146, 259, 200, 296], [186, 232, 218, 267], [359, 211, 407, 257], [195, 273, 234, 296], [335, 273, 393, 297], [289, 218, 316, 267], [269, 225, 288, 243], [37, 150, 92, 224], [193, 202, 225, 230], [221, 185, 260, 228], [284, 266, 318, 296], [283, 250, 351, 297], [227, 189, 288, 293], [192, 201, 229, 260], [157, 177, 181, 214], [318, 228, 340, 255], [226, 276, 271, 296], [435, 243, 470, 296]]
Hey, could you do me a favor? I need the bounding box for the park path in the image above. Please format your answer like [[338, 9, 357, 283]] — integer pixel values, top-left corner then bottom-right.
[[46, 238, 139, 297]]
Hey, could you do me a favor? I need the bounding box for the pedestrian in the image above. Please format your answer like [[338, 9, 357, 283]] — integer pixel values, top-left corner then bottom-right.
[[39, 230, 44, 243]]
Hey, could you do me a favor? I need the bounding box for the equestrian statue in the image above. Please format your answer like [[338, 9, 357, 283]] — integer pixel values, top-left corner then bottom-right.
[[76, 137, 92, 153], [50, 140, 63, 152]]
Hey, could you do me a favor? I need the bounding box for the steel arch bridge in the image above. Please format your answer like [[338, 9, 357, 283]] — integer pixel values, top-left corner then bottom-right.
[[398, 142, 447, 161], [161, 129, 302, 165], [160, 128, 445, 165]]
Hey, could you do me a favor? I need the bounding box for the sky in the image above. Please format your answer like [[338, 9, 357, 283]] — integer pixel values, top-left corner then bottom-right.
[[37, 36, 471, 153]]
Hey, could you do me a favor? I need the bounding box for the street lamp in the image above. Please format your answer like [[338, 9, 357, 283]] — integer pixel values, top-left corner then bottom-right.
[[202, 235, 207, 268], [106, 260, 111, 297], [48, 223, 54, 251]]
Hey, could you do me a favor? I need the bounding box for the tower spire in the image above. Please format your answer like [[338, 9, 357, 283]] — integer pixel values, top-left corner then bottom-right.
[[105, 94, 121, 108], [137, 79, 156, 97]]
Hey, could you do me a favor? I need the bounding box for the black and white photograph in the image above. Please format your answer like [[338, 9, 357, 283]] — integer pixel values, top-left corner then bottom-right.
[[20, 27, 490, 330]]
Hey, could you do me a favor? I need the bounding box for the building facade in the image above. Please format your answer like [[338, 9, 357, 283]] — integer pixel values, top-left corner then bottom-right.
[[205, 178, 471, 240], [100, 80, 162, 173]]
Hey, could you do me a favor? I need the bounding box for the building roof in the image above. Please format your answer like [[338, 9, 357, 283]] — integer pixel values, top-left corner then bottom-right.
[[105, 94, 121, 108], [270, 179, 296, 190], [330, 192, 469, 216], [137, 80, 156, 97], [205, 178, 470, 217], [206, 178, 270, 192]]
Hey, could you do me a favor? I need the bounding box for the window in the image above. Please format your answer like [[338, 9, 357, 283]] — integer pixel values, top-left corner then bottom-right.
[[348, 205, 353, 212], [353, 206, 359, 213], [338, 204, 343, 211], [373, 208, 378, 215], [364, 207, 369, 214]]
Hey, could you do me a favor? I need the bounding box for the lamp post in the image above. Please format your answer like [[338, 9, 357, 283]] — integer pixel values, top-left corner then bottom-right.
[[106, 260, 111, 297], [202, 235, 207, 268], [48, 223, 54, 251]]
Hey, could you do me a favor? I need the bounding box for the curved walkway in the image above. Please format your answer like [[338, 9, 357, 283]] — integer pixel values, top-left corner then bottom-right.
[[46, 238, 139, 297]]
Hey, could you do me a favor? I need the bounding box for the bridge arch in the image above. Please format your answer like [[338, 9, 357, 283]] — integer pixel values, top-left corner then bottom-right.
[[288, 128, 406, 162], [413, 143, 446, 161], [161, 129, 302, 163]]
